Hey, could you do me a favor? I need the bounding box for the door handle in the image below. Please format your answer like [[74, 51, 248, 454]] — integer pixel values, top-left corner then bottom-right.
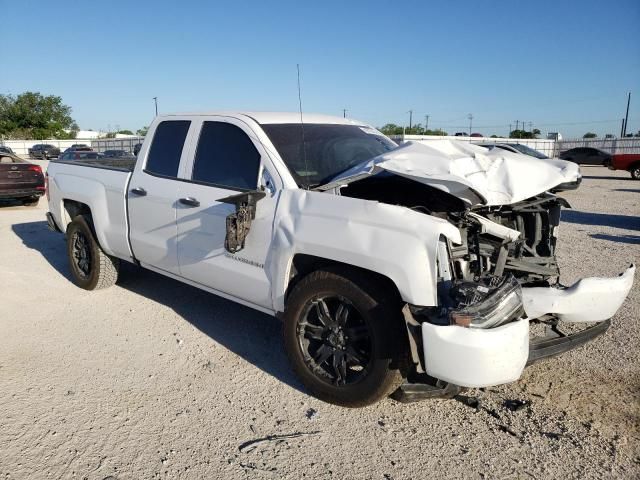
[[130, 187, 147, 196], [179, 197, 200, 207]]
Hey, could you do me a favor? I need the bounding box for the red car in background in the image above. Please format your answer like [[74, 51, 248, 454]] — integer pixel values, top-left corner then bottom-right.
[[0, 153, 45, 206], [606, 154, 640, 180]]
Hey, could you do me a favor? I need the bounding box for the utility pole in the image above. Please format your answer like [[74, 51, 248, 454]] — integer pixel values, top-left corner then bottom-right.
[[467, 113, 473, 136], [153, 97, 158, 116], [509, 124, 512, 138], [623, 91, 631, 137], [424, 114, 430, 132], [621, 118, 626, 137], [342, 109, 347, 118], [408, 110, 413, 130], [515, 120, 519, 131]]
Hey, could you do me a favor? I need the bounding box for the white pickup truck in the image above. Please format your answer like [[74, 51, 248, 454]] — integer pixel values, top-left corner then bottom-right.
[[46, 112, 635, 407]]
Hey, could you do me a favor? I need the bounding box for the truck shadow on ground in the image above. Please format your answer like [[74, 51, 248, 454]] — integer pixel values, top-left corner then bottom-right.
[[11, 220, 304, 394], [561, 210, 640, 231], [590, 233, 640, 245]]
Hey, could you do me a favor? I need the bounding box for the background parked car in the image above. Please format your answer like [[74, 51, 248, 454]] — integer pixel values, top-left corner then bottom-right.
[[58, 151, 101, 161], [606, 153, 640, 180], [0, 152, 45, 206], [476, 143, 549, 159], [28, 144, 60, 160], [62, 144, 93, 154], [102, 149, 134, 158], [0, 146, 15, 155], [559, 147, 611, 165]]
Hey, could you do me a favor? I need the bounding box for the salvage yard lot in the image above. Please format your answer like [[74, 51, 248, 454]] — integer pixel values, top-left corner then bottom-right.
[[0, 166, 638, 479]]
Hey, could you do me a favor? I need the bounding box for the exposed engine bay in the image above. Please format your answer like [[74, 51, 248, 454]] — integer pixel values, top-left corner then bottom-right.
[[340, 172, 566, 329], [341, 173, 565, 283]]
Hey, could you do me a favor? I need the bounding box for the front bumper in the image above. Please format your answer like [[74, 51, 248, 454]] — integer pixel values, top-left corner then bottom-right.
[[522, 265, 635, 322], [396, 319, 611, 401], [527, 319, 610, 366], [419, 265, 634, 389]]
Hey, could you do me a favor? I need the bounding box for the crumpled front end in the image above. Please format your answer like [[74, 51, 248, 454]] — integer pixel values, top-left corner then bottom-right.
[[403, 195, 635, 390]]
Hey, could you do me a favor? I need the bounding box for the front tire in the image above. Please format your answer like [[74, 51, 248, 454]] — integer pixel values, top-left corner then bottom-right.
[[283, 269, 406, 407], [630, 164, 640, 180], [66, 215, 119, 290]]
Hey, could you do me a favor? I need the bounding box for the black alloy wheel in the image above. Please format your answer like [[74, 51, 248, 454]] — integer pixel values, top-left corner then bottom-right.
[[297, 295, 372, 387]]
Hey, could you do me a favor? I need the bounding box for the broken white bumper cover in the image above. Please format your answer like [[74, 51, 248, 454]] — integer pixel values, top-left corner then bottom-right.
[[521, 265, 635, 322], [421, 265, 635, 388]]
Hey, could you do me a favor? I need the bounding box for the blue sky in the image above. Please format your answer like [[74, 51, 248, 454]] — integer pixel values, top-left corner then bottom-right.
[[3, 0, 639, 137]]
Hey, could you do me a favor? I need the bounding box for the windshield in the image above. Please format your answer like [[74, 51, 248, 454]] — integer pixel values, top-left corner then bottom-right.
[[510, 143, 548, 159], [261, 123, 397, 187]]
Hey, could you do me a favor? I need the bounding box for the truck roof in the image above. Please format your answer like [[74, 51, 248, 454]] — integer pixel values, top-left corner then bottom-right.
[[159, 111, 367, 126]]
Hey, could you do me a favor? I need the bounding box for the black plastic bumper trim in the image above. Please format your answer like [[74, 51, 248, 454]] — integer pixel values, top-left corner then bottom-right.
[[526, 319, 610, 366], [391, 382, 463, 403]]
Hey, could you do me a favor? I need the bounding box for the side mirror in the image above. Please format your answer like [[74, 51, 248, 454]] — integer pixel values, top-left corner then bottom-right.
[[217, 190, 266, 254]]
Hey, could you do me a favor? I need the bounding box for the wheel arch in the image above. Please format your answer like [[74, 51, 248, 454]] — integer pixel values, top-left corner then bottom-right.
[[283, 254, 403, 310], [61, 200, 111, 253], [627, 161, 640, 179]]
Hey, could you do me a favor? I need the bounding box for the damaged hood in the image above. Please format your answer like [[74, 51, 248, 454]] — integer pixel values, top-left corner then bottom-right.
[[318, 140, 581, 206]]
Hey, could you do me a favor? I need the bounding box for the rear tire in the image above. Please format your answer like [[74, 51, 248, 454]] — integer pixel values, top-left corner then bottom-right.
[[630, 164, 640, 180], [283, 268, 406, 407], [66, 215, 119, 290]]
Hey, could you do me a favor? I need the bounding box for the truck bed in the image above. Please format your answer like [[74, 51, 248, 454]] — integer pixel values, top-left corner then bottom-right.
[[47, 160, 134, 261], [53, 156, 136, 172]]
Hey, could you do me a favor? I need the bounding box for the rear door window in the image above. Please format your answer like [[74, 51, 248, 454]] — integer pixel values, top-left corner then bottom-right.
[[145, 120, 191, 177], [191, 121, 261, 190]]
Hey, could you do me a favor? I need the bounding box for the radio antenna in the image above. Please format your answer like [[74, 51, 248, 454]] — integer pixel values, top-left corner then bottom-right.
[[296, 64, 310, 189]]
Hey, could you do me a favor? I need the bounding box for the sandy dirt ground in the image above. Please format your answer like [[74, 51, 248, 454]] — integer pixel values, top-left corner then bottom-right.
[[0, 165, 638, 479]]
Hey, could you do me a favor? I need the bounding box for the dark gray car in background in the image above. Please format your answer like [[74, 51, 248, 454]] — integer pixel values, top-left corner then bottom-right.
[[28, 144, 60, 160], [559, 147, 611, 165]]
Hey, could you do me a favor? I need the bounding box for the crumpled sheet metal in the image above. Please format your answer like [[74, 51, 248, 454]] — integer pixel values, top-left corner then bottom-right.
[[323, 140, 580, 206]]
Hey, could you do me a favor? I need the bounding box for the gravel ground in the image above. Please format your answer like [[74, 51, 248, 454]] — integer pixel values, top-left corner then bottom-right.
[[0, 166, 638, 479]]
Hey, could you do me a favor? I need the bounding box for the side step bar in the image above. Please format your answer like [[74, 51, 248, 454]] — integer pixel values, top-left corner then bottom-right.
[[527, 319, 610, 366]]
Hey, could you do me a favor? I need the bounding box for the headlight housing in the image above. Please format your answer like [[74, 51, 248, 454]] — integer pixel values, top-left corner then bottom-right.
[[449, 275, 524, 329]]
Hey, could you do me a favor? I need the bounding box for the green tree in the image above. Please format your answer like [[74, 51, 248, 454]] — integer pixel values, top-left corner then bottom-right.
[[117, 129, 134, 135], [378, 123, 403, 135], [136, 126, 149, 136], [0, 92, 77, 139], [510, 129, 535, 139], [583, 132, 597, 138], [426, 129, 448, 136]]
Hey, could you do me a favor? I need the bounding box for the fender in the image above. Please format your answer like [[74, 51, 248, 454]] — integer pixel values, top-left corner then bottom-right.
[[266, 189, 462, 312]]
